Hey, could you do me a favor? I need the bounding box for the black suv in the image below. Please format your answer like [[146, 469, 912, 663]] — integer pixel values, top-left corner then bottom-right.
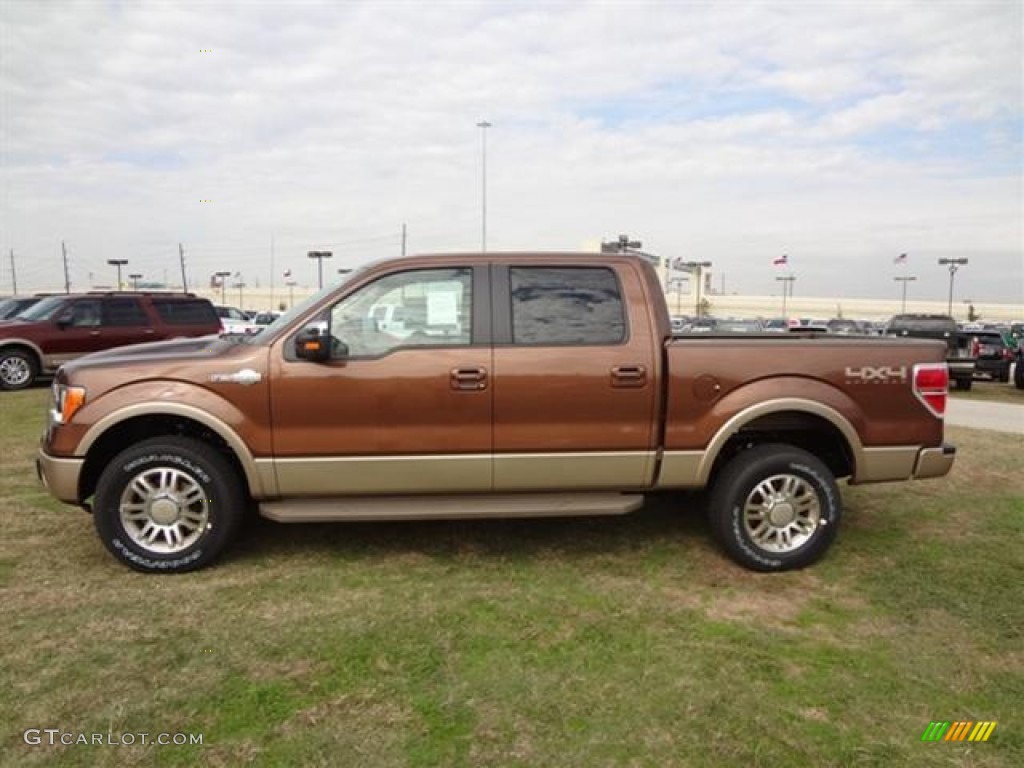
[[967, 330, 1013, 383]]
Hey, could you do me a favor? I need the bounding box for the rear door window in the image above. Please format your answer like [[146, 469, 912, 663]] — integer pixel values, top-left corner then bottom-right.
[[103, 298, 150, 327], [509, 266, 626, 345], [153, 300, 219, 325]]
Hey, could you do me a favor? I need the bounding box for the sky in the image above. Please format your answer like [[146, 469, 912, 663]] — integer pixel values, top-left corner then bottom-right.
[[1, 0, 1021, 305]]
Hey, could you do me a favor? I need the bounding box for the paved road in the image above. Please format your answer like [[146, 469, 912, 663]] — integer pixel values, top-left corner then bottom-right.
[[946, 398, 1024, 434]]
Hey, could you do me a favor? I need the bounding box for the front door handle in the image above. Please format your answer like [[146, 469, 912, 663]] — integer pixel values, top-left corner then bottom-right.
[[611, 365, 647, 388], [451, 366, 488, 391]]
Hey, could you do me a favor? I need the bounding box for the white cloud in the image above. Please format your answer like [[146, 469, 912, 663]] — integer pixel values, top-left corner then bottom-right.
[[0, 0, 1020, 302]]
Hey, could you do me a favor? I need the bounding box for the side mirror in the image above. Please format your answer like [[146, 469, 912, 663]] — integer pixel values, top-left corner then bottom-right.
[[55, 311, 73, 329], [294, 325, 331, 362]]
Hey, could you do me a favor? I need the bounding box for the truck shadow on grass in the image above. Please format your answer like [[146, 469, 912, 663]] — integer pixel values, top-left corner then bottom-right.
[[228, 492, 717, 566]]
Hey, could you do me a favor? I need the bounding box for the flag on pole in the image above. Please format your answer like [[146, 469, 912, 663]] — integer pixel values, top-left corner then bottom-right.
[[894, 253, 907, 264], [283, 269, 292, 278], [773, 254, 788, 266]]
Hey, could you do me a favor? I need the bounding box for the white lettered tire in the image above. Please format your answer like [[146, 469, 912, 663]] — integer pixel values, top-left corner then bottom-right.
[[708, 444, 841, 572], [93, 436, 245, 573]]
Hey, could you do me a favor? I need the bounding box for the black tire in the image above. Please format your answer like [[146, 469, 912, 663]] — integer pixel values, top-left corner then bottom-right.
[[0, 348, 38, 391], [1015, 360, 1024, 390], [998, 367, 1010, 384], [707, 444, 841, 572], [955, 377, 973, 391], [93, 436, 245, 573]]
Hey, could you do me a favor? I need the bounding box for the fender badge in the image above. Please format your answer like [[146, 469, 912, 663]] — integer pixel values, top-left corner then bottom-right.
[[209, 368, 262, 386]]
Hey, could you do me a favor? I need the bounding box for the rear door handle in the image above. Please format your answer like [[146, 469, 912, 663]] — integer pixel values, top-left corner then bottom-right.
[[451, 366, 488, 391], [611, 365, 647, 388]]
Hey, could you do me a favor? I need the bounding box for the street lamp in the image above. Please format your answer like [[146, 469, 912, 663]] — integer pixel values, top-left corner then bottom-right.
[[128, 273, 142, 291], [775, 275, 796, 318], [894, 275, 917, 314], [215, 271, 232, 306], [476, 120, 491, 252], [937, 258, 968, 316], [107, 259, 128, 289], [286, 280, 297, 308], [308, 251, 332, 290], [681, 261, 712, 317]]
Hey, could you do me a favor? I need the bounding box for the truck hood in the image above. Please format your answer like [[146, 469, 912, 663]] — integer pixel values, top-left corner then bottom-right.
[[57, 335, 273, 392]]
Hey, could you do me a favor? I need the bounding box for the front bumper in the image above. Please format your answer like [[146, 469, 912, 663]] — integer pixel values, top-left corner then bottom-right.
[[36, 447, 84, 504], [913, 443, 956, 480]]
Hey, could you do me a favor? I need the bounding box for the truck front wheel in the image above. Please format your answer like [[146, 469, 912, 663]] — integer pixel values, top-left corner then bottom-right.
[[93, 436, 245, 573], [708, 444, 840, 572]]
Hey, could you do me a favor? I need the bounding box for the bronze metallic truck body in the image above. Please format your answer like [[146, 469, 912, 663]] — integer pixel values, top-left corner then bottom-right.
[[37, 252, 955, 573]]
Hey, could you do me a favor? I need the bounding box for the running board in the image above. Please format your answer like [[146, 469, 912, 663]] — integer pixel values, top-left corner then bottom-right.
[[259, 493, 646, 523]]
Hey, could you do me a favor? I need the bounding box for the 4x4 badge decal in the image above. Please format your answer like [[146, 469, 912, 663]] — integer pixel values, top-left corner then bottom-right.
[[209, 368, 262, 386]]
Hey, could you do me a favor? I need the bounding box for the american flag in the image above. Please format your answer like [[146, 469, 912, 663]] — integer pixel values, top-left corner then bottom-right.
[[283, 269, 292, 278], [894, 253, 908, 264], [773, 254, 788, 266]]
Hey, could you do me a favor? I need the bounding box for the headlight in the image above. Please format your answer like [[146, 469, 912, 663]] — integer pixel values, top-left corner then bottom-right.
[[51, 384, 87, 425]]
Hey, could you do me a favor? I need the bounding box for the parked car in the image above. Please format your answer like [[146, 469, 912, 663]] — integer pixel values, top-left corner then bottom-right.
[[717, 318, 763, 333], [38, 251, 954, 574], [826, 318, 862, 335], [967, 330, 1013, 382], [214, 305, 261, 335], [885, 314, 976, 391], [0, 292, 220, 390], [0, 296, 44, 320]]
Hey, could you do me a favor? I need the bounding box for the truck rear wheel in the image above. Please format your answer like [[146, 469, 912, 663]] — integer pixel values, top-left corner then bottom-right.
[[93, 436, 245, 573], [708, 444, 840, 572]]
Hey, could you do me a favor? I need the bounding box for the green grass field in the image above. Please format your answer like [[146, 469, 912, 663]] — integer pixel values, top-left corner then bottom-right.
[[1, 389, 1021, 767]]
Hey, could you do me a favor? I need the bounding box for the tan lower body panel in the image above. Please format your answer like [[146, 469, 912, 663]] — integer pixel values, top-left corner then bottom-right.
[[260, 493, 646, 522], [493, 452, 654, 491], [913, 444, 956, 479], [274, 455, 491, 496], [654, 451, 703, 488], [852, 446, 920, 484]]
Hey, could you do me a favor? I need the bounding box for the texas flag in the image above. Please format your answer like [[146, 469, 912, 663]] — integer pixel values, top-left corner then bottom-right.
[[773, 254, 788, 266], [894, 253, 908, 264]]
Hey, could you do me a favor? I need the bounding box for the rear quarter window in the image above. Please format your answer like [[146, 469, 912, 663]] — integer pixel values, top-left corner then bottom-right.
[[152, 300, 219, 325]]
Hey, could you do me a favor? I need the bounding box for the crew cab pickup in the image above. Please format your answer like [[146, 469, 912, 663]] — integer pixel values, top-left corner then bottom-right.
[[37, 252, 956, 573]]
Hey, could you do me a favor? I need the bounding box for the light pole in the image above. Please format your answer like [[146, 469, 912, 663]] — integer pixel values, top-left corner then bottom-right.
[[775, 275, 796, 318], [286, 280, 297, 308], [129, 273, 142, 291], [215, 271, 231, 305], [308, 251, 332, 290], [938, 258, 968, 316], [235, 278, 245, 309], [681, 261, 712, 317], [107, 259, 128, 289], [894, 275, 917, 314], [476, 120, 491, 252]]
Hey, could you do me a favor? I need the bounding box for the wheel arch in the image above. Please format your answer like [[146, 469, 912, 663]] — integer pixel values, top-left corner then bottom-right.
[[699, 398, 862, 486], [78, 404, 270, 502]]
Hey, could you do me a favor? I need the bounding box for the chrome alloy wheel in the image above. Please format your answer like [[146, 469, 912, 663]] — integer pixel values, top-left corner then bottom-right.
[[741, 473, 822, 553], [0, 355, 31, 387], [118, 467, 210, 553]]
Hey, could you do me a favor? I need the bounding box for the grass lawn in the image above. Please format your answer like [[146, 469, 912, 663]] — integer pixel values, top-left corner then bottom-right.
[[1, 389, 1021, 767]]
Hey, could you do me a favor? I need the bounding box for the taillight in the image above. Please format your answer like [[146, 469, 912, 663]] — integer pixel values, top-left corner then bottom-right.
[[913, 363, 948, 418]]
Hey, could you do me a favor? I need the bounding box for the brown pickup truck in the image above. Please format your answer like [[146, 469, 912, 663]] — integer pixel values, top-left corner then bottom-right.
[[37, 252, 955, 573]]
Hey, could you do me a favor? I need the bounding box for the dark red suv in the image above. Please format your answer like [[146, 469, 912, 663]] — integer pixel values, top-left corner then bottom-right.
[[0, 292, 221, 390]]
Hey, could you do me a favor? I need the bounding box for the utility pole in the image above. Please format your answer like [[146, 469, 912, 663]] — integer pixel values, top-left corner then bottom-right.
[[62, 241, 71, 293], [215, 271, 231, 306], [308, 251, 332, 290], [681, 260, 713, 317], [938, 258, 968, 316], [775, 275, 796, 318], [269, 235, 275, 312], [401, 223, 407, 257], [476, 120, 491, 252], [894, 275, 917, 313], [179, 243, 188, 292], [9, 249, 16, 295]]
